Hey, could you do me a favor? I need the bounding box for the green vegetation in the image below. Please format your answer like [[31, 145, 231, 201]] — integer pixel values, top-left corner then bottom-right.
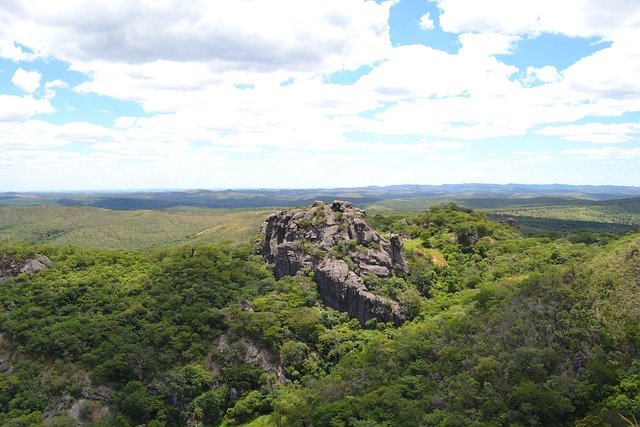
[[0, 206, 275, 250], [484, 198, 640, 235], [0, 242, 274, 426], [2, 202, 640, 426], [4, 190, 640, 250]]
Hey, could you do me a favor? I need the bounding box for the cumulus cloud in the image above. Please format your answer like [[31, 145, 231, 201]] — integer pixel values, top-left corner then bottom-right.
[[523, 66, 561, 85], [1, 0, 640, 189], [45, 79, 68, 89], [0, 41, 34, 61], [11, 68, 42, 94], [4, 0, 637, 144], [43, 79, 69, 99], [1, 0, 392, 72], [0, 95, 55, 121], [562, 29, 640, 108], [419, 13, 435, 30]]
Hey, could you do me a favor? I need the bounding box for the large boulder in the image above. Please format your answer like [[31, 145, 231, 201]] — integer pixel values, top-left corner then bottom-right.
[[0, 254, 51, 281], [258, 201, 406, 325]]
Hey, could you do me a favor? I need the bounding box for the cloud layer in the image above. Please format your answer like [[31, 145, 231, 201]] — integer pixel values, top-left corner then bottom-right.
[[1, 0, 639, 190]]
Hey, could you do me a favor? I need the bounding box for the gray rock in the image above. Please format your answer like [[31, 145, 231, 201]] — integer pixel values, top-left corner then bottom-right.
[[20, 259, 47, 275], [81, 385, 111, 402], [1, 254, 51, 279], [316, 259, 405, 325], [258, 201, 407, 325]]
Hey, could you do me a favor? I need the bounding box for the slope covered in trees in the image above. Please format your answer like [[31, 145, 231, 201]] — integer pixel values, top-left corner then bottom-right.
[[1, 204, 640, 426]]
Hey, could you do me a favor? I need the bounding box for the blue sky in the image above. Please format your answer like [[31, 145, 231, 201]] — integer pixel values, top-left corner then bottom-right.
[[1, 0, 640, 191]]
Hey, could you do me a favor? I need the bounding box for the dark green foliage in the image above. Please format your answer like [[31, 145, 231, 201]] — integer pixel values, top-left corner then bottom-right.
[[114, 381, 157, 424]]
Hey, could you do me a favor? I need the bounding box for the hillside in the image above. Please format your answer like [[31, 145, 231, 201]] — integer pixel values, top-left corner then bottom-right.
[[2, 203, 640, 426], [3, 186, 640, 245], [0, 206, 274, 250], [2, 195, 640, 251]]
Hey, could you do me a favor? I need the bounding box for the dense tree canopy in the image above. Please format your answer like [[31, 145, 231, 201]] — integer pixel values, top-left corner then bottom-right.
[[1, 204, 640, 426]]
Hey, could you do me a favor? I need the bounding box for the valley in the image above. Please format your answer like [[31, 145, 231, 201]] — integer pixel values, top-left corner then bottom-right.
[[1, 185, 640, 426]]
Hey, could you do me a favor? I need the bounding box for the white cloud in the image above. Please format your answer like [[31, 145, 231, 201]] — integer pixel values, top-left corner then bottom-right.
[[11, 68, 42, 94], [0, 40, 33, 61], [524, 66, 560, 85], [2, 0, 392, 72], [433, 0, 640, 37], [91, 139, 192, 159], [419, 13, 435, 30], [539, 122, 640, 143], [0, 95, 55, 121], [0, 1, 395, 163], [43, 78, 68, 99], [562, 29, 640, 109], [0, 120, 113, 149], [113, 116, 137, 129], [352, 43, 587, 138], [562, 146, 640, 159], [4, 0, 636, 148], [1, 0, 640, 190], [356, 44, 517, 102], [45, 79, 68, 89]]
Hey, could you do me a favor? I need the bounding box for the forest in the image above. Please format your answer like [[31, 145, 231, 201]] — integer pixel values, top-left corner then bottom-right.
[[2, 202, 640, 426]]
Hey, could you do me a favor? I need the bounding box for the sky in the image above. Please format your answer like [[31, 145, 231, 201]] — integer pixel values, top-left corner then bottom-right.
[[1, 0, 640, 191]]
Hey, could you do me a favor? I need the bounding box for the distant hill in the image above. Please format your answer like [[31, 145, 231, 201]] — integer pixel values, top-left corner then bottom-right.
[[2, 185, 640, 248], [2, 183, 640, 210]]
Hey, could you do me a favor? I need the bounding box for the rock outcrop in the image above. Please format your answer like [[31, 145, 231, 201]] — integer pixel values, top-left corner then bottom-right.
[[258, 201, 406, 325], [0, 254, 51, 281]]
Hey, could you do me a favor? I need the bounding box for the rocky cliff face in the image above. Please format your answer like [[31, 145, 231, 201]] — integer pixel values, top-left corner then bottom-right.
[[258, 201, 406, 325]]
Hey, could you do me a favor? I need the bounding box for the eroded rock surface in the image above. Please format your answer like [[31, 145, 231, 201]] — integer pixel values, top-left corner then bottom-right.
[[258, 201, 406, 325]]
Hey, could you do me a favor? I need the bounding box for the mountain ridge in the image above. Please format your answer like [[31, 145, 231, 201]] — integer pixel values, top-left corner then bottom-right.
[[3, 183, 640, 210]]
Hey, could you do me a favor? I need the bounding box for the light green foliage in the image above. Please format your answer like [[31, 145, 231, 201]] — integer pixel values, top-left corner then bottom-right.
[[312, 206, 327, 226], [225, 390, 273, 425], [0, 206, 276, 250], [45, 415, 78, 427]]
